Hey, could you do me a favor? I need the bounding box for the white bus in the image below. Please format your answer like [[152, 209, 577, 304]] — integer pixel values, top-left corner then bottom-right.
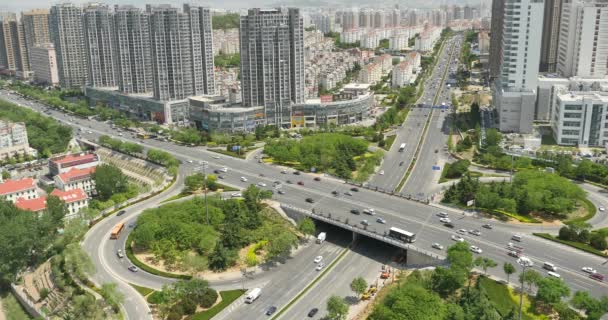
[[388, 227, 416, 243], [399, 143, 406, 152]]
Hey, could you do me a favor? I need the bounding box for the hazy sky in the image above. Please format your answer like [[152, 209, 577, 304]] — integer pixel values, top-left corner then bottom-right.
[[2, 0, 489, 13]]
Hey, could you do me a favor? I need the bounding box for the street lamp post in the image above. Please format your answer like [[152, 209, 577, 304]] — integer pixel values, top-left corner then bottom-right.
[[517, 257, 533, 320], [197, 161, 210, 225]]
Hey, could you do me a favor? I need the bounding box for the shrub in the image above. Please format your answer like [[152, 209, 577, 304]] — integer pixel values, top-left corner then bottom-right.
[[39, 288, 50, 300], [166, 311, 182, 320], [200, 288, 219, 308], [558, 226, 575, 241], [182, 297, 197, 315], [170, 303, 184, 316], [590, 233, 608, 251]]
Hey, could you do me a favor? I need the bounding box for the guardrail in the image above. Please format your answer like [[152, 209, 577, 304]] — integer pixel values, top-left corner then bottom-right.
[[280, 204, 445, 261], [344, 180, 432, 204]]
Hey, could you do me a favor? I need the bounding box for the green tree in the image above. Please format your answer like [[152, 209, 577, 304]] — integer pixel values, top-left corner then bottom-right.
[[473, 257, 496, 275], [265, 231, 298, 262], [590, 232, 608, 250], [431, 267, 466, 297], [571, 291, 608, 320], [65, 294, 105, 320], [446, 160, 470, 178], [100, 283, 124, 312], [185, 173, 206, 193], [484, 129, 502, 148], [93, 164, 129, 201], [350, 277, 368, 298], [503, 262, 515, 283], [326, 295, 348, 320], [63, 243, 95, 281], [369, 282, 447, 320], [519, 269, 542, 293], [297, 217, 316, 236], [209, 242, 234, 271], [1, 170, 9, 180], [536, 276, 570, 305]]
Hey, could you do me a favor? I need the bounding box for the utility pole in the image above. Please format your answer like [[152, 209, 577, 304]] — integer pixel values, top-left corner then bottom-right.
[[517, 257, 533, 320]]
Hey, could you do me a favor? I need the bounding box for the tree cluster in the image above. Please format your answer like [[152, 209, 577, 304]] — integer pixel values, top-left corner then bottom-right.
[[152, 279, 218, 319], [214, 53, 240, 68], [212, 13, 239, 30], [445, 160, 470, 179], [559, 223, 608, 251], [131, 185, 296, 272], [264, 133, 369, 179], [444, 170, 585, 217], [98, 135, 143, 155], [0, 99, 72, 157]]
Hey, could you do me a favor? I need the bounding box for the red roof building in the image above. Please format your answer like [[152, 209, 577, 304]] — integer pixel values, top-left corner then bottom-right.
[[54, 167, 96, 195], [15, 197, 47, 212], [0, 178, 37, 203], [49, 153, 99, 175]]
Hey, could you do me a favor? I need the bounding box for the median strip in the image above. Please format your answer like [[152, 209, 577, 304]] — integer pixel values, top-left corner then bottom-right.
[[271, 247, 350, 320]]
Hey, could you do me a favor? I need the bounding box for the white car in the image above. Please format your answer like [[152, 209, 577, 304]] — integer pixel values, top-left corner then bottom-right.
[[457, 229, 467, 235], [600, 206, 606, 212], [582, 267, 597, 274], [451, 235, 464, 242], [469, 229, 481, 236], [432, 243, 444, 250], [212, 156, 221, 159], [363, 208, 376, 215], [316, 262, 325, 271], [439, 217, 451, 223], [231, 193, 242, 198], [314, 256, 323, 263], [376, 217, 386, 224], [257, 182, 267, 187], [219, 167, 228, 173], [379, 170, 385, 175], [187, 160, 193, 163], [240, 177, 248, 182], [470, 246, 482, 254], [547, 271, 561, 278]]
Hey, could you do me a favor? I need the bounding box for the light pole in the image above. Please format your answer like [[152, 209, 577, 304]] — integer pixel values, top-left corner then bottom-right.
[[197, 161, 210, 225], [517, 257, 533, 320]]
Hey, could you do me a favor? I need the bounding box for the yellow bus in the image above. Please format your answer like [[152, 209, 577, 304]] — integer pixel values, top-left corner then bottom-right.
[[110, 222, 125, 239]]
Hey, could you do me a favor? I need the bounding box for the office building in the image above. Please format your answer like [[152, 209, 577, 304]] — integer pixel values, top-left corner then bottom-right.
[[83, 3, 117, 88], [540, 0, 562, 73], [493, 0, 544, 133], [239, 8, 305, 127], [50, 3, 87, 88], [21, 9, 51, 60], [557, 0, 608, 78], [113, 5, 152, 94], [30, 44, 59, 85]]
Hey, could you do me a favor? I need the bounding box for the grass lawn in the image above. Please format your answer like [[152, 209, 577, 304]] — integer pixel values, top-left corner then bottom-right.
[[383, 135, 396, 151], [1, 290, 32, 320], [129, 283, 155, 297], [479, 277, 543, 320], [190, 290, 246, 320]]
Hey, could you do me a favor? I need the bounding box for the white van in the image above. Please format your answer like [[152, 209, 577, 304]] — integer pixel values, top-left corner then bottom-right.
[[543, 262, 557, 272], [511, 234, 522, 242], [547, 271, 561, 278], [244, 288, 261, 304]]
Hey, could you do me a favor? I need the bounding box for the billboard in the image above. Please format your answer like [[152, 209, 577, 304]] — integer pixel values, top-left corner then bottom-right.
[[320, 95, 333, 103]]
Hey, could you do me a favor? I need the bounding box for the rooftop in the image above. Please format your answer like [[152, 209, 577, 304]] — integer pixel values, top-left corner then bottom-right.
[[51, 153, 98, 165], [51, 188, 87, 203], [0, 178, 36, 195], [56, 167, 96, 183], [15, 197, 47, 212]]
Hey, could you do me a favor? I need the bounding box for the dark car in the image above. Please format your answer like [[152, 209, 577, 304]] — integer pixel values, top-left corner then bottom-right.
[[350, 187, 359, 192], [117, 210, 126, 216], [286, 180, 293, 184], [218, 175, 225, 179], [331, 191, 339, 196], [482, 224, 493, 229], [266, 306, 277, 316], [306, 198, 315, 203], [294, 171, 301, 175], [308, 308, 319, 317], [590, 273, 605, 282], [214, 169, 222, 174], [350, 209, 361, 215], [444, 222, 454, 228], [313, 177, 321, 181], [297, 181, 304, 186]]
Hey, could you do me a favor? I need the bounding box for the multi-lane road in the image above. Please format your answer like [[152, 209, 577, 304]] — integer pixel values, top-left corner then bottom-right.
[[3, 33, 608, 319], [369, 35, 461, 193]]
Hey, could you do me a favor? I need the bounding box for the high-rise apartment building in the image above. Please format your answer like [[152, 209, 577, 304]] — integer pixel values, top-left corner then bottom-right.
[[113, 5, 152, 95], [0, 19, 30, 76], [557, 0, 608, 78], [21, 9, 50, 55], [493, 0, 545, 133], [50, 3, 87, 88], [146, 4, 215, 101], [489, 0, 505, 80], [240, 8, 305, 127], [83, 3, 117, 88], [540, 0, 563, 72], [30, 44, 59, 85]]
